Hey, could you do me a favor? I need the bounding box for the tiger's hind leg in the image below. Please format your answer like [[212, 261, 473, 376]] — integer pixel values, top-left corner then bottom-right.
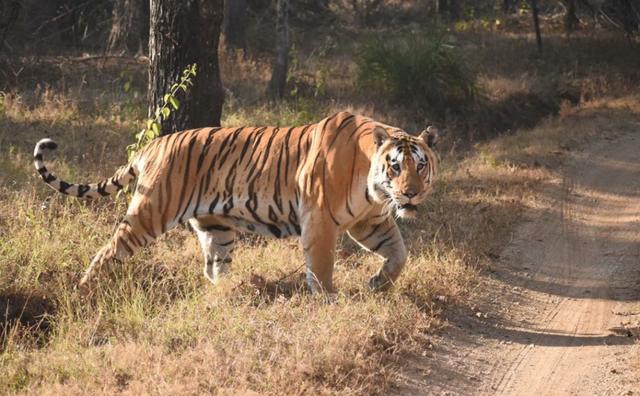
[[79, 215, 156, 287], [347, 215, 407, 291], [190, 219, 236, 284]]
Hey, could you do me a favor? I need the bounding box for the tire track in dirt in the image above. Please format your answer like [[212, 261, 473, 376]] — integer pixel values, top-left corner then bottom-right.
[[397, 133, 640, 395], [487, 133, 640, 395]]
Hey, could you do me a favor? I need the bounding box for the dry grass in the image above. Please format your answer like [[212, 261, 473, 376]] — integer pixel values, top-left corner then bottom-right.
[[1, 28, 640, 394]]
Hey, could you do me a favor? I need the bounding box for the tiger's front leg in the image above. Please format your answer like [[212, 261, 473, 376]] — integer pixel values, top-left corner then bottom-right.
[[347, 215, 408, 291]]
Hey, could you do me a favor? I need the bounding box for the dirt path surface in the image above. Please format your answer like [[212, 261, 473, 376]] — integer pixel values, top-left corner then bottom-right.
[[401, 133, 640, 395]]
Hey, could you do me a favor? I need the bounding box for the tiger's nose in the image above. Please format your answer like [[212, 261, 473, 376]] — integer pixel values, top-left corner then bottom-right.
[[404, 190, 417, 199]]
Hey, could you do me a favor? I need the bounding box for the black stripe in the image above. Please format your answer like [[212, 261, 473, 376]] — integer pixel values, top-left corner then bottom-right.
[[205, 224, 231, 232], [192, 177, 207, 218], [208, 193, 220, 214], [59, 181, 71, 194], [217, 127, 243, 168], [175, 137, 199, 222], [361, 222, 383, 241], [77, 184, 90, 197], [372, 236, 394, 252], [326, 114, 355, 150], [288, 201, 301, 235], [119, 238, 134, 255], [273, 140, 285, 213], [41, 141, 57, 150], [321, 161, 340, 227], [282, 127, 294, 185], [161, 133, 188, 231], [97, 181, 109, 196], [196, 129, 216, 173]]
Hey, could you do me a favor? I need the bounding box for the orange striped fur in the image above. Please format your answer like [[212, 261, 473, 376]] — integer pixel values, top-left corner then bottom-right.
[[33, 112, 438, 293]]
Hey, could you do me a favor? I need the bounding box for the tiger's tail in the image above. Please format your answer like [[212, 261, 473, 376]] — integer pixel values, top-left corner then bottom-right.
[[33, 138, 138, 199]]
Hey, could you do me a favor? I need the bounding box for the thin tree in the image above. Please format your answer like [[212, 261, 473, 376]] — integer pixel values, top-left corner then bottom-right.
[[107, 0, 149, 55], [503, 0, 514, 14], [564, 0, 579, 33], [223, 0, 247, 54], [268, 0, 289, 100], [436, 0, 458, 22], [530, 0, 543, 52], [0, 0, 19, 51], [148, 0, 225, 134]]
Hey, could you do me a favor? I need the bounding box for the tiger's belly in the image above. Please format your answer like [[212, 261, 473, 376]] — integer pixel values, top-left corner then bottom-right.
[[196, 193, 302, 239], [192, 186, 374, 239], [220, 215, 300, 238]]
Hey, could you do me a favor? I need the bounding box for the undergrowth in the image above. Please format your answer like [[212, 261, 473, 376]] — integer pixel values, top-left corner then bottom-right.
[[356, 34, 478, 113]]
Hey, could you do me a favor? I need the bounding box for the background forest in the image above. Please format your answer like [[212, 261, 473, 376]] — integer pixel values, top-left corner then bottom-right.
[[0, 0, 639, 394]]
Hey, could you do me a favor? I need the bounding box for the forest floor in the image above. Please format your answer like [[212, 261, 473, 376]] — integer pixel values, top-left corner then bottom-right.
[[400, 125, 640, 395]]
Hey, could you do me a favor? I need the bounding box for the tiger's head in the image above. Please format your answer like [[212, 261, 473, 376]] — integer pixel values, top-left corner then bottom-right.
[[368, 126, 439, 218]]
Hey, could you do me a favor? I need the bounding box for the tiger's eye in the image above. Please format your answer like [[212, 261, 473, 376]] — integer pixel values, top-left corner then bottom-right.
[[391, 164, 401, 172], [417, 163, 425, 171]]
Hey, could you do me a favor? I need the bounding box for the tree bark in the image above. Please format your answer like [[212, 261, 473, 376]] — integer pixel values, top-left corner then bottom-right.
[[0, 0, 19, 53], [149, 0, 225, 134], [564, 0, 579, 33], [223, 0, 247, 54], [448, 0, 459, 21], [268, 0, 289, 100], [503, 0, 513, 14], [530, 0, 543, 53], [436, 0, 448, 17], [436, 0, 458, 21], [107, 0, 149, 55]]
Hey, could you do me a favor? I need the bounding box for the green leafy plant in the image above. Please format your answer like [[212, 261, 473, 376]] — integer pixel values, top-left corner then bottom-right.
[[119, 64, 197, 198], [126, 64, 197, 162], [356, 34, 478, 112], [0, 91, 6, 115]]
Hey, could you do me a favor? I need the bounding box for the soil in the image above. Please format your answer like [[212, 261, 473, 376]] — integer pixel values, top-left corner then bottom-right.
[[398, 133, 640, 395]]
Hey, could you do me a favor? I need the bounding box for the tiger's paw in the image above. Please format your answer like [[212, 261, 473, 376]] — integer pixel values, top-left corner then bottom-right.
[[76, 274, 98, 300], [368, 273, 394, 292]]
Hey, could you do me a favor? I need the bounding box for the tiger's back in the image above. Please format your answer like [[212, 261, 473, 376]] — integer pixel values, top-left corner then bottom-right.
[[131, 123, 314, 239]]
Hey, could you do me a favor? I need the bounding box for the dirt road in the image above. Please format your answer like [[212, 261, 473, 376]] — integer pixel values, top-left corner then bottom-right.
[[402, 133, 640, 395]]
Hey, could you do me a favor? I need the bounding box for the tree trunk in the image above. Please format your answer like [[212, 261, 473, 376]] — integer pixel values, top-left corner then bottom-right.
[[0, 0, 19, 51], [268, 0, 289, 100], [564, 0, 579, 33], [107, 0, 149, 55], [618, 0, 639, 36], [149, 0, 225, 134], [223, 0, 247, 54], [436, 0, 448, 17], [503, 0, 513, 14], [448, 0, 459, 21], [530, 0, 543, 53], [436, 0, 458, 21]]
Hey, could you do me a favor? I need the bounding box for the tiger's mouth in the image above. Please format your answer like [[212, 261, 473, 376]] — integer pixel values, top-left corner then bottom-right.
[[396, 203, 418, 218]]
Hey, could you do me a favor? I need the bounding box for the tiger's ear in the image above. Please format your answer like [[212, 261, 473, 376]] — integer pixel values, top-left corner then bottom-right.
[[419, 126, 439, 148], [373, 126, 390, 147]]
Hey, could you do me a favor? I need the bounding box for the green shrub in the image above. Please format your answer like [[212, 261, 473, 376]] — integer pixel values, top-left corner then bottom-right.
[[356, 34, 478, 111]]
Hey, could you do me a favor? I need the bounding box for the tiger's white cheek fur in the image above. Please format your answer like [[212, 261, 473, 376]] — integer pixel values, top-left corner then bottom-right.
[[367, 146, 401, 203]]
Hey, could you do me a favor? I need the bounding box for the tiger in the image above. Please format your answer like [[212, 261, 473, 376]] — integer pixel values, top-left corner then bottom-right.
[[33, 111, 438, 293]]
